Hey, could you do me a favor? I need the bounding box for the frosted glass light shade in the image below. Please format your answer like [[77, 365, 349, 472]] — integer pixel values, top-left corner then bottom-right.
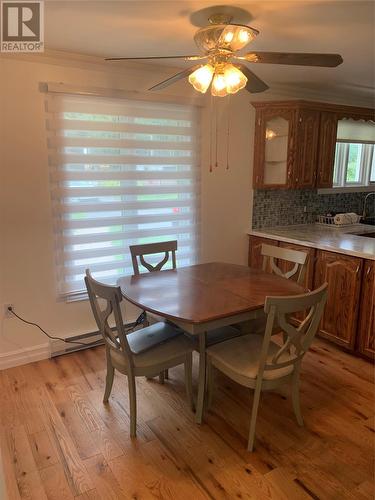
[[211, 73, 228, 97], [223, 65, 247, 94], [188, 65, 214, 93]]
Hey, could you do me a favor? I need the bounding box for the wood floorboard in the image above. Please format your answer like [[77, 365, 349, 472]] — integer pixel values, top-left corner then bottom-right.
[[0, 338, 374, 499]]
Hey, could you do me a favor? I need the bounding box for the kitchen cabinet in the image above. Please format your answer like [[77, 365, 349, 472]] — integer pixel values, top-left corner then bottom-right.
[[252, 100, 374, 190], [357, 260, 375, 360], [253, 102, 320, 189], [313, 250, 362, 351]]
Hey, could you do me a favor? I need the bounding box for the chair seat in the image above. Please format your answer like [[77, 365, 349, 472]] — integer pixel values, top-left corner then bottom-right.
[[110, 322, 193, 372], [207, 334, 295, 381], [127, 322, 181, 354]]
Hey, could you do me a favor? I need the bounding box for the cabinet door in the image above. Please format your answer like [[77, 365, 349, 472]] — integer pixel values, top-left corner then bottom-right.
[[295, 108, 320, 188], [314, 250, 362, 350], [248, 236, 278, 271], [357, 260, 375, 360], [253, 108, 296, 189], [317, 112, 338, 188]]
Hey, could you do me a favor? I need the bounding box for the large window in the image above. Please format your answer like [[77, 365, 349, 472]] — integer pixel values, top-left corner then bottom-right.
[[46, 93, 200, 298]]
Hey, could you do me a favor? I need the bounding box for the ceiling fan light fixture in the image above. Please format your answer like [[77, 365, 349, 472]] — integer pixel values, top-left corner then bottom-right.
[[188, 64, 214, 93], [223, 64, 247, 94]]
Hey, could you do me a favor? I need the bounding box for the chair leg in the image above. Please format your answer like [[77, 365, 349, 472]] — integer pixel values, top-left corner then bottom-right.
[[158, 371, 165, 384], [184, 354, 194, 411], [206, 358, 214, 410], [291, 366, 304, 427], [248, 384, 262, 452], [128, 375, 137, 438], [103, 351, 115, 403]]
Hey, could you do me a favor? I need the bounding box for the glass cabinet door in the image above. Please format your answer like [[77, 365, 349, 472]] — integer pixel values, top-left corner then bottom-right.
[[263, 116, 290, 186]]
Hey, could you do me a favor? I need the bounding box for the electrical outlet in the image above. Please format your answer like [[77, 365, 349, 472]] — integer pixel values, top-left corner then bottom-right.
[[4, 304, 14, 318]]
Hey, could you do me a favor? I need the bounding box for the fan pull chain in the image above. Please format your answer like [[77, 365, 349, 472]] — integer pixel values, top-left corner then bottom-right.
[[209, 94, 214, 172], [215, 98, 219, 168], [226, 95, 231, 170]]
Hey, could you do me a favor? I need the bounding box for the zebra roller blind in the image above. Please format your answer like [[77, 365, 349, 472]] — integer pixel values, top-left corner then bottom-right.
[[46, 93, 200, 298]]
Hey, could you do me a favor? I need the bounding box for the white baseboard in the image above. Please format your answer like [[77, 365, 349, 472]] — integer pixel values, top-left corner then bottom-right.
[[0, 343, 50, 370]]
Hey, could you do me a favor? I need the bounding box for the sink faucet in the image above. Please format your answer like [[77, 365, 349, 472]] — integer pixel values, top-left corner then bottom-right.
[[362, 192, 375, 219]]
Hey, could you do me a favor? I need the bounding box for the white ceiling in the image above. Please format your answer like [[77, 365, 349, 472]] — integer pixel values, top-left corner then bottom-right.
[[44, 1, 375, 103]]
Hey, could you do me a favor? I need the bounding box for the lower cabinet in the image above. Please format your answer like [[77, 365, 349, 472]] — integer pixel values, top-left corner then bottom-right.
[[357, 260, 375, 360], [313, 250, 362, 350]]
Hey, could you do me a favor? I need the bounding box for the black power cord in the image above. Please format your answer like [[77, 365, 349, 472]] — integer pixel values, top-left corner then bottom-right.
[[7, 306, 146, 348]]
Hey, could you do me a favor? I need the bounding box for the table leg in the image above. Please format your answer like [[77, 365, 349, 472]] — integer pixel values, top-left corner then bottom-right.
[[195, 331, 207, 424]]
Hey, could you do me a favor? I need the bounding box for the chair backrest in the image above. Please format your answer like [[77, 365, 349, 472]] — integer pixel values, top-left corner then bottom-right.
[[257, 284, 328, 380], [129, 240, 177, 275], [84, 270, 133, 366], [261, 243, 308, 285]]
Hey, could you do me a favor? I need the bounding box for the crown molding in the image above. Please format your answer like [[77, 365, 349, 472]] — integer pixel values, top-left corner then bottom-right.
[[262, 82, 375, 109], [0, 48, 181, 75]]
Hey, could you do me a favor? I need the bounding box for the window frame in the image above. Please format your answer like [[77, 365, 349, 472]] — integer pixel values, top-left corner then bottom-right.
[[333, 139, 375, 188]]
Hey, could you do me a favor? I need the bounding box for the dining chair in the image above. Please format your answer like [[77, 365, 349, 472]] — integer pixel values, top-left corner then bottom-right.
[[129, 240, 178, 381], [130, 240, 177, 276], [84, 270, 195, 437], [261, 243, 308, 284], [239, 243, 309, 336], [205, 284, 328, 451]]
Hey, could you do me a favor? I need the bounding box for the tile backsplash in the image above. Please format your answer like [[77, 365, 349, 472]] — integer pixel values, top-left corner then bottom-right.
[[252, 189, 370, 228]]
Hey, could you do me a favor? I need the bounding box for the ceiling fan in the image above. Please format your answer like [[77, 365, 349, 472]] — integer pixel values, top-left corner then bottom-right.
[[106, 12, 343, 97]]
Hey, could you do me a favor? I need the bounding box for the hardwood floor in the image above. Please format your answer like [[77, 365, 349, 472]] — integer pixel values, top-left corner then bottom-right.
[[1, 338, 374, 499]]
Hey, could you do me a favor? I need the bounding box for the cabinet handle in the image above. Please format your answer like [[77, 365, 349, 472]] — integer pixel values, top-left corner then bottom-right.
[[367, 266, 372, 276], [356, 264, 361, 274], [295, 177, 299, 184]]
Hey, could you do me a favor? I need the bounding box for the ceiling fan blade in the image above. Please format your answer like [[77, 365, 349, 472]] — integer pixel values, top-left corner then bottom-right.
[[105, 55, 206, 61], [235, 64, 269, 93], [236, 52, 343, 67], [149, 65, 202, 91]]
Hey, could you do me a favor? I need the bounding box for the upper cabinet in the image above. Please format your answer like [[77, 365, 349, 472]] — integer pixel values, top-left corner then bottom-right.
[[252, 100, 375, 190]]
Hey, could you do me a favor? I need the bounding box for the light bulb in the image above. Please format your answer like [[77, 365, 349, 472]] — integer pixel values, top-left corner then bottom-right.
[[188, 64, 214, 93], [223, 65, 248, 94], [211, 73, 228, 97], [266, 129, 276, 140], [238, 29, 250, 44], [223, 30, 234, 43]]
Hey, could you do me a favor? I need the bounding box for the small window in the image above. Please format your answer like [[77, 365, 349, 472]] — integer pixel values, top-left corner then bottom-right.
[[333, 142, 375, 187]]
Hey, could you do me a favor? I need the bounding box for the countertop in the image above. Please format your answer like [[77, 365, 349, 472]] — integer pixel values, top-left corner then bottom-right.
[[248, 224, 375, 260]]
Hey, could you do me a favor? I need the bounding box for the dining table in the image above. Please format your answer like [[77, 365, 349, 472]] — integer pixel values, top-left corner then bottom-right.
[[117, 262, 306, 423]]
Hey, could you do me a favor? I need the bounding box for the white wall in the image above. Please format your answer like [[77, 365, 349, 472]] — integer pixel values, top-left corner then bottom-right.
[[0, 52, 259, 361]]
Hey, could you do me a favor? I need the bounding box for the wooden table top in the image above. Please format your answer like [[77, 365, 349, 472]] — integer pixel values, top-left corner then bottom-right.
[[117, 262, 305, 325]]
